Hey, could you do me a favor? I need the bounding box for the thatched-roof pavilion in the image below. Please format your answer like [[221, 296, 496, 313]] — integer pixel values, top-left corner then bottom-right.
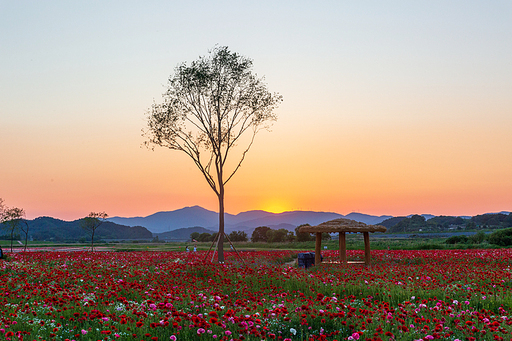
[[298, 218, 387, 266]]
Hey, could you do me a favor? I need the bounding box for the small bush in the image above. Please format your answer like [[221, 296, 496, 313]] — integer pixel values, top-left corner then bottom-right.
[[445, 235, 469, 244]]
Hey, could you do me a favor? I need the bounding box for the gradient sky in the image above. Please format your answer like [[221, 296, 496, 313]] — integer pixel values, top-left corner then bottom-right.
[[1, 1, 512, 220]]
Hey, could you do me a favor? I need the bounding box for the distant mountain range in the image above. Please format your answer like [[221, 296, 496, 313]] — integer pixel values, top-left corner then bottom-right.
[[2, 217, 153, 242], [108, 205, 393, 235], [3, 207, 509, 243]]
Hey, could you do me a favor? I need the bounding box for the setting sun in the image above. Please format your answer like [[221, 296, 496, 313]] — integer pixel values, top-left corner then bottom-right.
[[260, 199, 293, 214]]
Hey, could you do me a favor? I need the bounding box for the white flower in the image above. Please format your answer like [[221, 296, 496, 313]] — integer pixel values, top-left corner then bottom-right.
[[290, 328, 297, 335]]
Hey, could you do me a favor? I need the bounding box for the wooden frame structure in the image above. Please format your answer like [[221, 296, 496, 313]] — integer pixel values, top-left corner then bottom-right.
[[298, 218, 386, 266]]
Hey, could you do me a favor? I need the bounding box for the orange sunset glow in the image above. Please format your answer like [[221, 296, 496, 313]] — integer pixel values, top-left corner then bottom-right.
[[1, 2, 512, 221]]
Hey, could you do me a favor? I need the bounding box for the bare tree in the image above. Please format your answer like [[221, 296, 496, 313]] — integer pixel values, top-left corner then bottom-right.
[[144, 46, 282, 263], [80, 212, 108, 251], [2, 207, 25, 252]]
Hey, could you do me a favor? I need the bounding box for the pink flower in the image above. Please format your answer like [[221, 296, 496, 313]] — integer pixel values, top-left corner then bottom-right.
[[81, 329, 88, 335], [225, 330, 232, 336], [170, 336, 177, 341]]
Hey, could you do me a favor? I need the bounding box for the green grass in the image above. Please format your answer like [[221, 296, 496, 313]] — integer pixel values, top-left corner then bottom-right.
[[1, 233, 507, 252]]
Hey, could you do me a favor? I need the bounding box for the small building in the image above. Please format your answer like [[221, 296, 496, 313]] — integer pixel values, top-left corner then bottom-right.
[[298, 218, 386, 266]]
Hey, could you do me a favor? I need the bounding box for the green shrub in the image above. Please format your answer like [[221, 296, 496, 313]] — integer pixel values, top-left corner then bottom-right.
[[468, 231, 486, 244], [488, 228, 512, 246], [445, 235, 469, 244]]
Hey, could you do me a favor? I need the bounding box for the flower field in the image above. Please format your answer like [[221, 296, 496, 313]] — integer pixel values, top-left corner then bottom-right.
[[1, 249, 512, 341]]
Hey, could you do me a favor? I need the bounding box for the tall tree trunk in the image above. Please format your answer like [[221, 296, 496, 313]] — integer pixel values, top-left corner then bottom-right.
[[91, 230, 95, 252], [217, 184, 225, 263], [24, 221, 28, 252]]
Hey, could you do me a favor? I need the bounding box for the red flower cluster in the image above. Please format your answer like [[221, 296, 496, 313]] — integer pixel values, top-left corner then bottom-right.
[[0, 249, 511, 340]]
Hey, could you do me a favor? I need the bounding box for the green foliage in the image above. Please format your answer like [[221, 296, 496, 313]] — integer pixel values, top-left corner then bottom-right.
[[488, 228, 512, 246], [0, 233, 21, 240], [471, 213, 512, 228], [445, 232, 486, 245], [446, 235, 469, 244], [469, 231, 486, 244], [190, 232, 200, 241], [228, 230, 248, 242], [389, 214, 427, 233], [378, 216, 407, 229], [387, 214, 473, 233], [428, 215, 465, 228], [197, 232, 214, 242], [295, 224, 313, 242], [251, 226, 271, 242], [266, 228, 293, 243], [465, 221, 477, 229], [189, 232, 215, 242]]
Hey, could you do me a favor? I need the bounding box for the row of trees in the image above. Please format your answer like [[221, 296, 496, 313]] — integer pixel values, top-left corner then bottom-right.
[[385, 213, 512, 233], [189, 224, 331, 244], [251, 225, 331, 243], [446, 228, 512, 247]]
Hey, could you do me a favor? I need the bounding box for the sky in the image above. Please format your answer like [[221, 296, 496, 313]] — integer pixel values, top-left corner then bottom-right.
[[1, 1, 512, 220]]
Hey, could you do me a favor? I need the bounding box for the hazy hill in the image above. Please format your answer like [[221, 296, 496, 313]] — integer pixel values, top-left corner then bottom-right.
[[18, 217, 153, 241], [408, 214, 436, 220], [226, 211, 344, 231], [379, 216, 408, 229], [344, 212, 392, 225], [9, 208, 512, 242], [109, 206, 221, 233], [108, 207, 346, 234], [225, 210, 273, 225], [105, 205, 512, 235]]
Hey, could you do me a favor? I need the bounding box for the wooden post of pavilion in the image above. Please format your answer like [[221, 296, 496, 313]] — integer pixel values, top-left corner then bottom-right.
[[363, 232, 371, 265], [339, 232, 346, 263], [315, 232, 322, 265]]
